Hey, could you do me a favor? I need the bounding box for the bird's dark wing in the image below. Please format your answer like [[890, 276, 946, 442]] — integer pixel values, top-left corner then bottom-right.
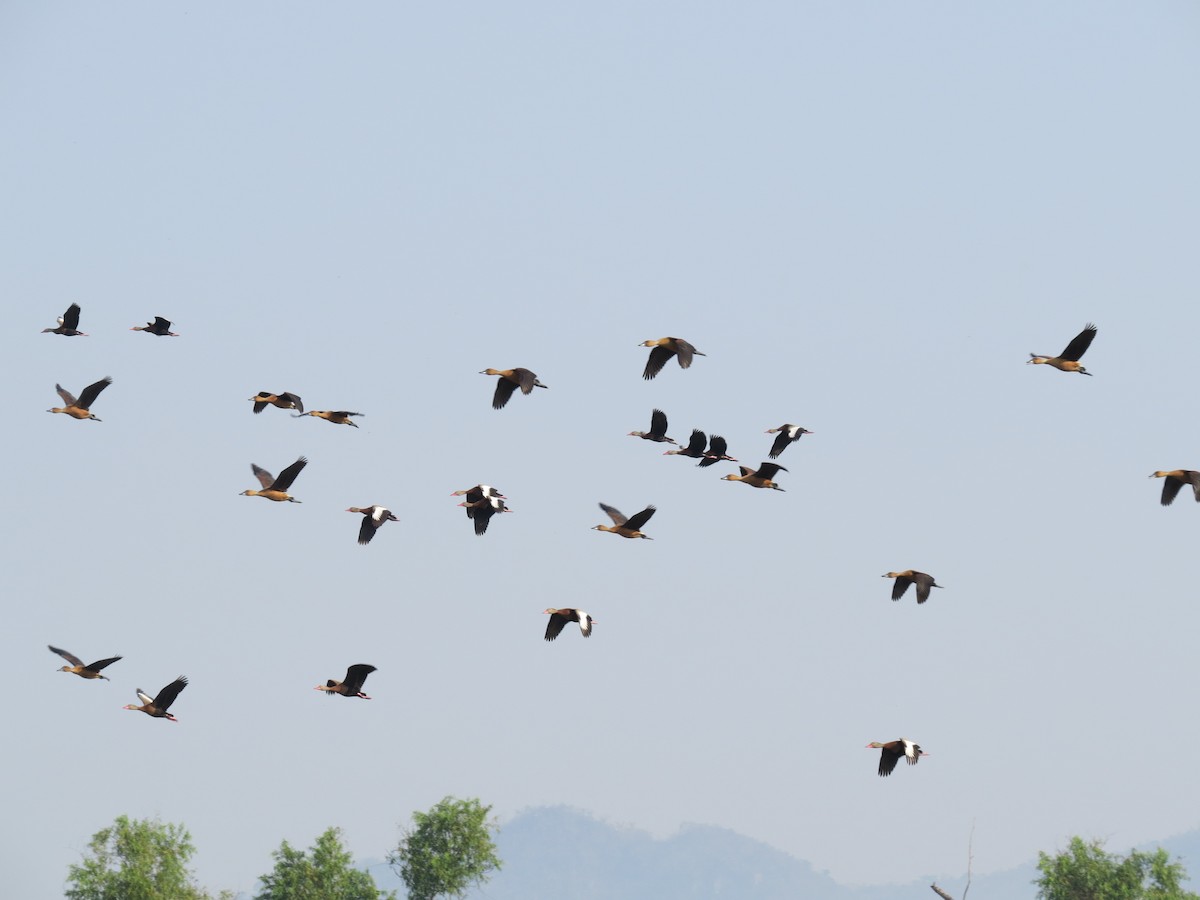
[[357, 517, 376, 545], [270, 457, 308, 492], [515, 369, 539, 394], [642, 345, 675, 380], [683, 430, 707, 455], [891, 577, 912, 601], [473, 505, 495, 535], [1161, 477, 1184, 506], [1058, 324, 1097, 361], [696, 435, 728, 467], [914, 575, 933, 604], [153, 676, 188, 711], [754, 462, 787, 480], [280, 392, 304, 413], [333, 411, 363, 418], [343, 664, 376, 694], [598, 503, 627, 526], [649, 408, 669, 437], [907, 743, 923, 765], [62, 304, 81, 331], [674, 339, 698, 368], [544, 613, 568, 641], [86, 656, 123, 673], [1188, 472, 1200, 502], [152, 317, 172, 331], [623, 505, 656, 531], [76, 377, 112, 410], [492, 378, 519, 409], [768, 432, 791, 459], [878, 746, 901, 777], [251, 464, 275, 490], [49, 645, 84, 667], [55, 385, 78, 407]]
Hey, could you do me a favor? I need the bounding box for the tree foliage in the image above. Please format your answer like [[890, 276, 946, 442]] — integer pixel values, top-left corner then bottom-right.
[[388, 797, 502, 900], [64, 815, 218, 900], [1035, 836, 1199, 900], [255, 826, 395, 900]]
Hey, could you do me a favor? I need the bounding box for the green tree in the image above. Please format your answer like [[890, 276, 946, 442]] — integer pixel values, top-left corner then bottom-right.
[[255, 826, 395, 900], [65, 815, 223, 900], [388, 797, 501, 900], [1035, 836, 1199, 900]]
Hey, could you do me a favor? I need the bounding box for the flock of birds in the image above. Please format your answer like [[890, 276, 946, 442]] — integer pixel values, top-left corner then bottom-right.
[[41, 307, 1198, 776]]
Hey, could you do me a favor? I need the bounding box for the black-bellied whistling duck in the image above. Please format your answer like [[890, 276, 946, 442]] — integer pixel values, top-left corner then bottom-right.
[[866, 739, 926, 777], [240, 457, 308, 502], [1028, 323, 1097, 375], [458, 494, 512, 536], [722, 462, 787, 491], [543, 608, 594, 641], [42, 303, 87, 336], [131, 317, 178, 336], [347, 506, 398, 544], [766, 424, 812, 459], [629, 409, 675, 444], [49, 645, 122, 681], [883, 570, 942, 604], [451, 484, 505, 501], [124, 676, 187, 722], [315, 664, 376, 699], [249, 391, 304, 414], [593, 503, 655, 540], [696, 434, 736, 468], [1149, 470, 1200, 506], [479, 368, 547, 409], [296, 410, 363, 427], [639, 337, 705, 380], [663, 429, 709, 459], [48, 377, 111, 421]]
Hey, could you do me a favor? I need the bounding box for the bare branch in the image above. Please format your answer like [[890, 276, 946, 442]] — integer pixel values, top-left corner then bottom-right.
[[963, 819, 975, 900]]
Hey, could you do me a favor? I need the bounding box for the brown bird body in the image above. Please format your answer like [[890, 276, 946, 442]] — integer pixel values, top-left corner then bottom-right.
[[48, 377, 112, 421], [240, 457, 308, 502], [124, 676, 187, 721], [722, 462, 787, 491], [629, 409, 676, 444], [593, 502, 656, 539], [297, 410, 363, 427], [639, 337, 705, 380], [883, 570, 942, 604], [347, 505, 398, 544], [543, 608, 594, 641], [42, 303, 87, 336], [1150, 470, 1200, 506], [479, 368, 547, 409], [49, 645, 122, 680], [766, 424, 812, 459], [315, 664, 376, 699], [1028, 323, 1097, 374], [866, 739, 926, 777], [130, 316, 178, 336], [250, 391, 304, 414]]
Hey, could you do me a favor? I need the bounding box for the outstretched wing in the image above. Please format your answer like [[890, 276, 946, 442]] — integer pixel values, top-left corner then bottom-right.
[[86, 656, 123, 673], [768, 432, 791, 459], [55, 385, 78, 407], [343, 664, 376, 694], [515, 369, 539, 394], [649, 408, 669, 438], [269, 457, 308, 492], [642, 345, 675, 380], [48, 645, 84, 667], [754, 462, 787, 480], [623, 505, 656, 531], [76, 377, 112, 410], [251, 464, 275, 490], [544, 612, 569, 641], [280, 392, 304, 413], [62, 304, 82, 331], [682, 430, 707, 455], [1058, 323, 1097, 362], [492, 378, 519, 410], [598, 503, 627, 526], [878, 745, 902, 777], [673, 339, 698, 368], [153, 676, 188, 711], [890, 577, 912, 601], [1161, 477, 1185, 507], [357, 517, 376, 545]]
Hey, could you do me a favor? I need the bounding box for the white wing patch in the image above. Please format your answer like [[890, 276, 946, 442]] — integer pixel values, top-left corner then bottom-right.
[[136, 690, 153, 706], [578, 611, 591, 637]]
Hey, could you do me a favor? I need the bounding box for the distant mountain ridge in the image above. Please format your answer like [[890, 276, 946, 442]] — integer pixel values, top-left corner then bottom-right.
[[363, 806, 1200, 900]]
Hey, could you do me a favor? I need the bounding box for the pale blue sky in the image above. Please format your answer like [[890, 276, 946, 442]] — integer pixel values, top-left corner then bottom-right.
[[3, 3, 1199, 897]]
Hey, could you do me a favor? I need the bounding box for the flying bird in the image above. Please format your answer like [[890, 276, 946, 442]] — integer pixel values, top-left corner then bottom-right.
[[49, 645, 122, 681], [315, 664, 376, 699], [696, 434, 736, 468], [593, 503, 656, 540], [47, 377, 112, 422], [1149, 470, 1200, 506], [458, 492, 512, 536], [296, 410, 363, 427], [130, 316, 178, 336], [663, 429, 710, 460], [240, 457, 308, 502], [765, 424, 812, 459], [249, 391, 304, 414], [543, 608, 594, 641], [628, 409, 676, 444], [639, 337, 705, 380], [866, 739, 926, 777], [721, 462, 788, 491], [42, 303, 87, 336], [1027, 323, 1097, 375], [347, 506, 398, 544], [479, 368, 548, 409], [883, 570, 942, 604], [124, 676, 188, 722]]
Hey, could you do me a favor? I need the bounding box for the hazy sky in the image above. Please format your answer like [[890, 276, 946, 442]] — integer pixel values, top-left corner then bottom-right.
[[4, 3, 1199, 898]]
